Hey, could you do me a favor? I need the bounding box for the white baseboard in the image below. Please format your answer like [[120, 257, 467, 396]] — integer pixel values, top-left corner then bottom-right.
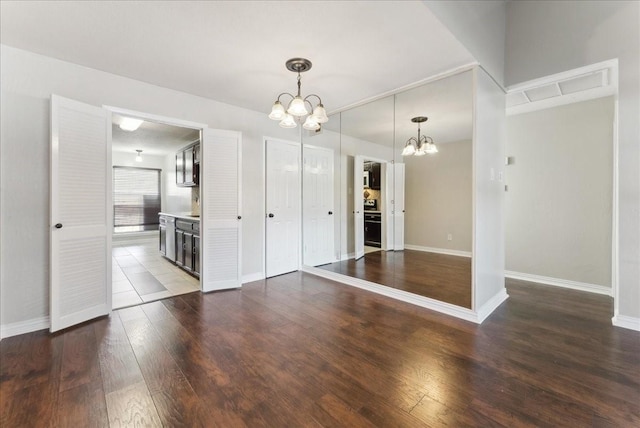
[[302, 265, 494, 324], [505, 270, 612, 296], [242, 272, 265, 284], [612, 314, 640, 331], [341, 252, 355, 261], [404, 245, 472, 258], [476, 288, 509, 323], [1, 316, 50, 340]]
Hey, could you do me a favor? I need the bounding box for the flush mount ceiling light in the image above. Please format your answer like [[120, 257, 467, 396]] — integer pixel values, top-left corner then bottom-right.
[[120, 117, 144, 132], [402, 116, 438, 156], [269, 58, 328, 131], [135, 149, 143, 162]]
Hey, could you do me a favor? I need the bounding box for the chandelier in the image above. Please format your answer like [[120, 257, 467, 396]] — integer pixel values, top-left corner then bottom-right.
[[268, 58, 328, 131], [402, 116, 438, 156]]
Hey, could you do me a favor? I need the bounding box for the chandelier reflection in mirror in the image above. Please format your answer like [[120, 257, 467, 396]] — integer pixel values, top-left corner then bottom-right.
[[269, 58, 328, 131], [402, 116, 438, 156]]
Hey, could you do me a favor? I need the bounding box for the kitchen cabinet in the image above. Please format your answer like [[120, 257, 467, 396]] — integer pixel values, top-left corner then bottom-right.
[[175, 218, 200, 277], [369, 162, 381, 190], [176, 142, 200, 187]]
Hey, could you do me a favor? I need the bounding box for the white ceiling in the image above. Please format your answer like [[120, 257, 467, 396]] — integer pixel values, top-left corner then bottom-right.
[[0, 1, 476, 116], [112, 114, 200, 155]]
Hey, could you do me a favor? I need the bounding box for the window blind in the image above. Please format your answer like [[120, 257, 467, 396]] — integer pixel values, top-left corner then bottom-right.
[[113, 166, 161, 232]]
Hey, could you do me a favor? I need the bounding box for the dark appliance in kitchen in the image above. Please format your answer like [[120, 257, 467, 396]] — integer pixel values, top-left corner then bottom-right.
[[363, 199, 381, 247]]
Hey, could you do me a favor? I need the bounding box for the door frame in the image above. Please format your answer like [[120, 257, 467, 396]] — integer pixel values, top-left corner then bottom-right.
[[354, 155, 393, 259], [103, 105, 208, 292], [263, 136, 302, 278]]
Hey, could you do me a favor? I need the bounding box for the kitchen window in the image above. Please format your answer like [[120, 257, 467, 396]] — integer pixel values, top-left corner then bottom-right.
[[113, 166, 161, 233]]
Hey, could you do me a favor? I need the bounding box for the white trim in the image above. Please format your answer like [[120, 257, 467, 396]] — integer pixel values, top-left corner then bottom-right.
[[404, 245, 472, 258], [611, 315, 640, 332], [330, 62, 478, 115], [505, 271, 612, 296], [341, 251, 355, 261], [103, 105, 208, 130], [476, 288, 509, 323], [1, 317, 50, 340], [242, 272, 264, 284], [611, 78, 620, 328], [302, 266, 495, 324]]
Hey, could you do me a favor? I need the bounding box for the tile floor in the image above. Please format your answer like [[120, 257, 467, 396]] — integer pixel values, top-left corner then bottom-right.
[[112, 235, 200, 309]]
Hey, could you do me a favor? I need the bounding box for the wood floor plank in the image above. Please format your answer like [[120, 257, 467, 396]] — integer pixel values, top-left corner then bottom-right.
[[104, 381, 162, 427], [0, 379, 60, 428], [94, 313, 145, 395], [55, 379, 109, 428], [59, 322, 101, 392], [319, 249, 472, 308], [0, 330, 63, 397], [1, 273, 639, 426]]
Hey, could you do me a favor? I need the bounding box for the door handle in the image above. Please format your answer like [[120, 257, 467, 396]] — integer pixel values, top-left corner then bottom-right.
[[328, 211, 333, 215], [268, 213, 274, 218], [237, 216, 242, 220], [54, 223, 63, 229]]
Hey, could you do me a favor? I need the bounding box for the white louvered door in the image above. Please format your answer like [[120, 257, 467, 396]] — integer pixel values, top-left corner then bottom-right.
[[201, 128, 242, 292], [50, 95, 111, 332]]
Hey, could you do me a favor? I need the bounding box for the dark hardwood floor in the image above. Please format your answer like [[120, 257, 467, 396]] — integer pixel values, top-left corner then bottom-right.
[[319, 249, 472, 308], [1, 273, 638, 427]]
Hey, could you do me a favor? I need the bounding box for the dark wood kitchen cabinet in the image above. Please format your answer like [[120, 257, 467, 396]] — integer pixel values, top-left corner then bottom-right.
[[176, 141, 200, 187], [175, 218, 200, 277], [369, 162, 381, 190]]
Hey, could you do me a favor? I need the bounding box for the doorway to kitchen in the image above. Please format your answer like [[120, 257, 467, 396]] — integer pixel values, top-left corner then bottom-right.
[[110, 113, 201, 309], [354, 156, 392, 260]]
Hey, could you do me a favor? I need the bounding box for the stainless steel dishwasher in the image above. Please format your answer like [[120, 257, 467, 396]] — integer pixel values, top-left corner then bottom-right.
[[159, 214, 176, 261]]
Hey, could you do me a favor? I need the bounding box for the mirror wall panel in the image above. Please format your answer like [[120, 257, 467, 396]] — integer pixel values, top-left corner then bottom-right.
[[305, 70, 473, 309], [393, 70, 473, 307], [313, 95, 395, 280]]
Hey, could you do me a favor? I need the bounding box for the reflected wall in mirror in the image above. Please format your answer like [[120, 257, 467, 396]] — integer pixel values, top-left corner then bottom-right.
[[394, 70, 473, 308], [308, 70, 473, 309]]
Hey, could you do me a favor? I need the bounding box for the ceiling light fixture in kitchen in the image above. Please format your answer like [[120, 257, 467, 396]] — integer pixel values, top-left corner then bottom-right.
[[120, 117, 144, 132], [402, 116, 438, 156], [269, 58, 328, 131], [135, 149, 143, 162]]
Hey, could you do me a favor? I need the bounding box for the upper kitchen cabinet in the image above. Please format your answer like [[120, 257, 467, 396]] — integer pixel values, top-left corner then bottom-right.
[[176, 141, 200, 187], [369, 162, 381, 190]]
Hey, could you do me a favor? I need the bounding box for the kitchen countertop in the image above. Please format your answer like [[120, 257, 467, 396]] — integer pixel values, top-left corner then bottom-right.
[[159, 212, 200, 221]]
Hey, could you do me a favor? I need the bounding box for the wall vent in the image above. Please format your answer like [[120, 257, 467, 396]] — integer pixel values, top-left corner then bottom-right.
[[506, 60, 616, 115]]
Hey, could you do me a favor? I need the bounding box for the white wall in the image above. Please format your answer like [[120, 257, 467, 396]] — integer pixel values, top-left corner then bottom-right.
[[426, 0, 506, 86], [161, 151, 192, 214], [506, 97, 614, 287], [0, 45, 299, 327], [505, 1, 640, 322], [404, 139, 472, 253], [473, 67, 507, 315]]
